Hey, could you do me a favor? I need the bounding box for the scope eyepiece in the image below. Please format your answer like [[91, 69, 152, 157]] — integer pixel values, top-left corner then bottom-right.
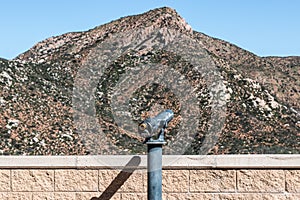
[[139, 123, 147, 131]]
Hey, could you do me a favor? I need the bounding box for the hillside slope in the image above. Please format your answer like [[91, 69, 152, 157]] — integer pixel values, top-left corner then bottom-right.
[[0, 7, 299, 155]]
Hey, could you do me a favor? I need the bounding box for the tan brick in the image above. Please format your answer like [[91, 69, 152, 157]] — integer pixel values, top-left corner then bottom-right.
[[32, 192, 79, 200], [32, 192, 54, 200], [237, 170, 284, 192], [221, 193, 299, 200], [55, 169, 98, 192], [121, 192, 166, 200], [33, 192, 106, 200], [99, 170, 120, 191], [286, 170, 300, 193], [0, 193, 8, 200], [167, 193, 216, 200], [190, 170, 235, 192], [218, 193, 263, 200], [0, 170, 10, 191], [77, 192, 120, 200], [162, 170, 189, 192], [162, 192, 167, 200], [218, 194, 299, 200], [7, 192, 32, 200], [261, 193, 300, 200], [76, 192, 120, 200], [76, 192, 100, 200], [99, 170, 145, 192], [54, 192, 76, 200], [285, 194, 300, 200], [12, 170, 54, 191], [121, 193, 146, 200], [120, 170, 145, 192]]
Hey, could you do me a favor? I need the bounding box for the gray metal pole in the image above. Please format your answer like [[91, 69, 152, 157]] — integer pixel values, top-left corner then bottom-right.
[[147, 141, 165, 200], [140, 110, 173, 200]]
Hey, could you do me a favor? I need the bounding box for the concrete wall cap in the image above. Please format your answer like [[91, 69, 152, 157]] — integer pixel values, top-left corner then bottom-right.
[[0, 155, 299, 169]]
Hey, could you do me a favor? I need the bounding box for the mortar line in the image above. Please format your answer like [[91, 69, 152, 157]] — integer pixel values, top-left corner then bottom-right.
[[284, 169, 287, 192], [10, 169, 12, 192], [53, 169, 56, 192], [235, 169, 238, 193], [188, 169, 190, 193], [97, 168, 99, 192]]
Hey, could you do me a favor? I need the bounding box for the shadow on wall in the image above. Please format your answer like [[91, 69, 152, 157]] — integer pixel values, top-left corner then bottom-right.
[[91, 156, 141, 200]]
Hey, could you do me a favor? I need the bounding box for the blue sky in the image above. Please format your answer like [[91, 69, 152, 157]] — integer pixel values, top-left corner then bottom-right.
[[0, 0, 299, 59]]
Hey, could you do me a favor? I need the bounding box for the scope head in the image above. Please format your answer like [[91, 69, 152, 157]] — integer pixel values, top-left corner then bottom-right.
[[138, 109, 174, 142]]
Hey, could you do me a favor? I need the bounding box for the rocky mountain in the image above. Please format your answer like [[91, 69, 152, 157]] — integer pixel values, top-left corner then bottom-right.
[[0, 7, 299, 155]]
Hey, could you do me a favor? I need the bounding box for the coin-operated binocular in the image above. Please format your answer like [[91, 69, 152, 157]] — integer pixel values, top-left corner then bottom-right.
[[139, 109, 174, 200], [138, 109, 174, 143]]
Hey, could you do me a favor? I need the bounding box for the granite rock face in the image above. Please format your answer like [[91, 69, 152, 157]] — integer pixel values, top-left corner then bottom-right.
[[0, 7, 299, 155]]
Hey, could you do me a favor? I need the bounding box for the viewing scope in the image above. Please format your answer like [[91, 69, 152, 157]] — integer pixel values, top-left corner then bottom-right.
[[138, 109, 174, 140]]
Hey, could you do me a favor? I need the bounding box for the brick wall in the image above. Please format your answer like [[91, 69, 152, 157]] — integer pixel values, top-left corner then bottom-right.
[[0, 155, 299, 200]]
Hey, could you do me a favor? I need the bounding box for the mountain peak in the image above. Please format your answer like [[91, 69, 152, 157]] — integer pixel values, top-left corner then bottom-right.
[[15, 7, 192, 64]]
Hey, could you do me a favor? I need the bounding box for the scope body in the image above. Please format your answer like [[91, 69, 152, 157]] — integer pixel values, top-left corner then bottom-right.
[[138, 109, 174, 139]]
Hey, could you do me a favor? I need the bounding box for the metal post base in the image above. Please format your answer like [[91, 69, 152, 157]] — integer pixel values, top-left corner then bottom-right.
[[147, 140, 166, 200]]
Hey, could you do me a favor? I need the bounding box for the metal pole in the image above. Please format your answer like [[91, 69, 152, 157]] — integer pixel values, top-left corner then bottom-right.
[[140, 110, 173, 200], [147, 141, 165, 200]]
